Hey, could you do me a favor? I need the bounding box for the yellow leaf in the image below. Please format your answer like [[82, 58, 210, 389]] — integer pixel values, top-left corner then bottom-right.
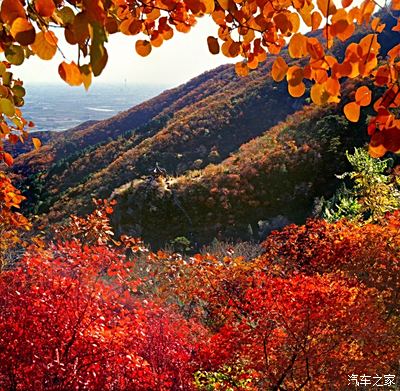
[[0, 98, 15, 117]]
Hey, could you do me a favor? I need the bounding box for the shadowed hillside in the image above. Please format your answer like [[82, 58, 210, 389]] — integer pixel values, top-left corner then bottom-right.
[[110, 101, 369, 247]]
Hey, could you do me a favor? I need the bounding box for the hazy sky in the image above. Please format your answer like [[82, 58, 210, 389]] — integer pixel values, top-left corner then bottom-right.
[[17, 17, 236, 88]]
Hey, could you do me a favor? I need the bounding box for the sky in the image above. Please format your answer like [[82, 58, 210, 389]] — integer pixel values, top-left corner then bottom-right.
[[17, 17, 236, 89]]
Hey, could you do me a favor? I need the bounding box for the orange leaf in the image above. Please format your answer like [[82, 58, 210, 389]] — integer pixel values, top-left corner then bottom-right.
[[355, 86, 371, 106], [288, 13, 300, 32], [369, 143, 386, 158], [274, 13, 291, 34], [217, 0, 230, 10], [344, 101, 360, 122], [317, 0, 337, 17], [32, 137, 41, 150], [288, 82, 305, 97], [235, 62, 249, 77], [58, 61, 83, 86], [3, 152, 13, 167], [375, 66, 391, 86], [306, 37, 324, 60], [35, 0, 56, 18], [391, 0, 400, 10], [310, 83, 329, 105], [311, 12, 322, 30], [135, 40, 152, 57], [271, 56, 288, 82], [288, 33, 307, 58], [287, 66, 304, 86], [212, 10, 225, 24], [392, 19, 400, 32], [199, 0, 215, 14], [31, 31, 57, 60], [150, 32, 163, 48]]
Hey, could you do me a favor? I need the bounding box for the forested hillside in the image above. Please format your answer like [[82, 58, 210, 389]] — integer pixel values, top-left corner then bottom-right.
[[111, 102, 370, 247]]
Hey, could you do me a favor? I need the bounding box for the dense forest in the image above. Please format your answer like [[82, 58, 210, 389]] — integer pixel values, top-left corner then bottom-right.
[[1, 0, 400, 389]]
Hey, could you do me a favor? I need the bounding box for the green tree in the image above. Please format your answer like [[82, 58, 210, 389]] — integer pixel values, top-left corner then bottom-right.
[[321, 148, 400, 223]]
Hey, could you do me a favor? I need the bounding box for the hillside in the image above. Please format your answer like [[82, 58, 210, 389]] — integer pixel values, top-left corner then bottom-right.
[[13, 59, 304, 217], [8, 10, 399, 247], [110, 100, 370, 247]]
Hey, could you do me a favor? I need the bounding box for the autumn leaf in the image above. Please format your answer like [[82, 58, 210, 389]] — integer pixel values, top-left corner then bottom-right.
[[271, 57, 288, 82], [207, 36, 219, 55], [135, 40, 152, 57], [2, 152, 13, 166], [10, 18, 36, 46], [31, 31, 58, 60], [235, 61, 249, 77], [288, 82, 306, 97], [58, 61, 83, 86], [0, 0, 25, 25], [0, 98, 15, 117], [355, 86, 371, 106], [311, 83, 329, 105], [344, 101, 360, 122], [32, 137, 41, 150], [35, 0, 56, 18], [288, 33, 307, 58]]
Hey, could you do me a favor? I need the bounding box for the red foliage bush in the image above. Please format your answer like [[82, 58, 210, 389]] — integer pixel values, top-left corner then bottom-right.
[[0, 240, 207, 390]]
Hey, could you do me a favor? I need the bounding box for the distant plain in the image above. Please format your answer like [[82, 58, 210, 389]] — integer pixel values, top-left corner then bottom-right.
[[23, 83, 167, 132]]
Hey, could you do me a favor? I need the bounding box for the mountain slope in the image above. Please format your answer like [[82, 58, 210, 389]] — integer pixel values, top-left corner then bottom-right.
[[110, 100, 369, 247], [14, 59, 304, 218]]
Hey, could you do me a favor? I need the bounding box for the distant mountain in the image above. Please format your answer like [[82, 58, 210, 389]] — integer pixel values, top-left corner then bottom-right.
[[9, 10, 399, 247]]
